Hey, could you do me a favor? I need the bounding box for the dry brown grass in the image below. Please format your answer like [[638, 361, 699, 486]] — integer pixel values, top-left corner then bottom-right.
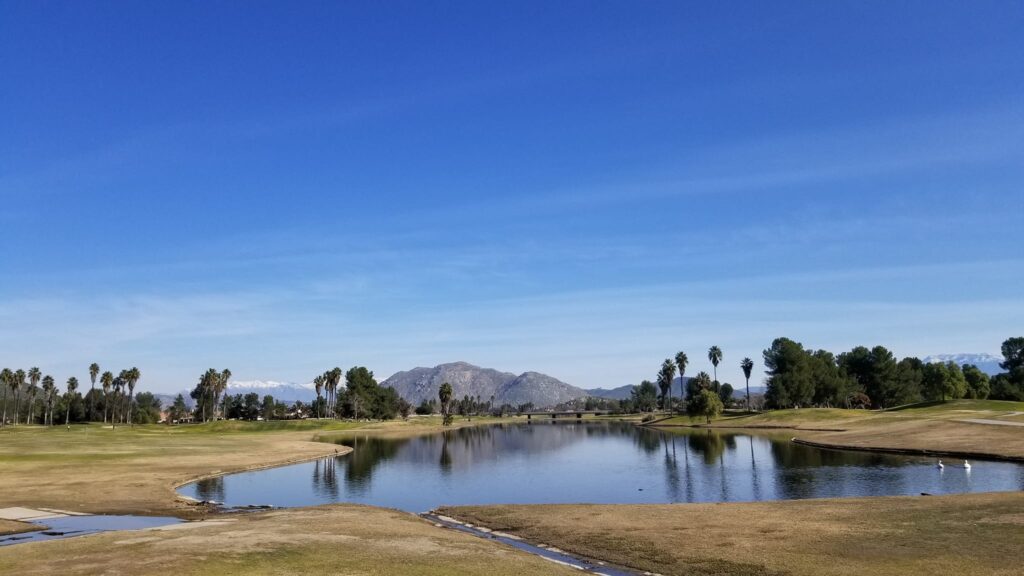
[[0, 504, 575, 576], [0, 519, 37, 536], [0, 424, 348, 518], [443, 491, 1024, 576]]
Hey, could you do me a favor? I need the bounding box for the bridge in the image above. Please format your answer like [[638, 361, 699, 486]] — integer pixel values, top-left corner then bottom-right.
[[521, 410, 612, 421]]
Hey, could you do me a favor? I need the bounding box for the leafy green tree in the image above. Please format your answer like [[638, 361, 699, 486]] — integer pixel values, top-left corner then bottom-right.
[[65, 377, 79, 428], [1000, 337, 1024, 372], [708, 346, 723, 383], [892, 357, 924, 406], [657, 359, 677, 411], [921, 362, 965, 401], [631, 380, 658, 412], [990, 372, 1024, 401], [763, 338, 814, 408], [837, 346, 898, 408], [674, 351, 689, 413], [169, 394, 189, 424], [962, 364, 990, 399], [718, 383, 734, 405], [132, 392, 162, 424], [740, 357, 754, 410], [439, 382, 454, 425], [690, 389, 724, 423], [261, 395, 276, 420], [809, 350, 855, 408]]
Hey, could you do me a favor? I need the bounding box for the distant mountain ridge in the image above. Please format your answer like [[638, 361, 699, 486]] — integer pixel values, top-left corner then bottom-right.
[[225, 380, 318, 402], [922, 353, 1004, 375], [382, 362, 588, 408]]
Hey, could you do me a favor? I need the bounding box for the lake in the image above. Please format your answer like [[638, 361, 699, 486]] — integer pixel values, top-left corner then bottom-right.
[[177, 422, 1024, 513]]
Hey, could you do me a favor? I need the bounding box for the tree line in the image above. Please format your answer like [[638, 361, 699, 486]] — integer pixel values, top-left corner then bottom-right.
[[762, 336, 1023, 409], [0, 364, 159, 427]]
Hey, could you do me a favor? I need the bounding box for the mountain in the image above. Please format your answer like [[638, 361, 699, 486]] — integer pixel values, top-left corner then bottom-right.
[[382, 362, 588, 408], [224, 380, 318, 403], [922, 353, 1004, 375], [586, 384, 636, 400]]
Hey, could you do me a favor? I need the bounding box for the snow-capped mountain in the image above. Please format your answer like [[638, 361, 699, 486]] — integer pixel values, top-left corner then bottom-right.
[[922, 353, 1004, 375], [225, 380, 318, 403]]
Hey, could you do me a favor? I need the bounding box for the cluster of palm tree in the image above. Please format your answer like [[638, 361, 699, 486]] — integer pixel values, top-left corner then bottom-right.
[[193, 368, 231, 422], [0, 367, 94, 427], [652, 347, 758, 413], [313, 368, 343, 419], [101, 367, 142, 428]]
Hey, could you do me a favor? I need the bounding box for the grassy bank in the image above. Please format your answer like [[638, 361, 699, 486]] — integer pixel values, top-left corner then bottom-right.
[[652, 400, 1024, 459], [443, 491, 1024, 576], [0, 504, 575, 576], [0, 519, 37, 536]]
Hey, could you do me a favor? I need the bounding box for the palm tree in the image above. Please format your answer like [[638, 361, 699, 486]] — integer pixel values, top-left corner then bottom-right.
[[100, 371, 113, 424], [674, 351, 688, 412], [439, 382, 453, 426], [328, 368, 342, 418], [1, 368, 12, 427], [215, 369, 231, 420], [41, 375, 55, 426], [708, 346, 723, 383], [26, 383, 39, 424], [13, 369, 26, 426], [125, 368, 140, 427], [88, 363, 100, 421], [658, 359, 677, 412], [26, 368, 42, 425], [740, 358, 754, 411], [314, 375, 324, 419], [65, 377, 79, 428]]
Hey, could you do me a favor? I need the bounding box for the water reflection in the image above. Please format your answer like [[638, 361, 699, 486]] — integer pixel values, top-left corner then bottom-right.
[[179, 422, 1024, 513]]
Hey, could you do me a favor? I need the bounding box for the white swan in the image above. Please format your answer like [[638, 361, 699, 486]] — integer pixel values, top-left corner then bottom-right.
[[963, 460, 971, 470], [936, 460, 944, 469]]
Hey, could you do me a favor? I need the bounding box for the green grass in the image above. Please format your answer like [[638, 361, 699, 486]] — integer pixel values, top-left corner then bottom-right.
[[886, 399, 1024, 413]]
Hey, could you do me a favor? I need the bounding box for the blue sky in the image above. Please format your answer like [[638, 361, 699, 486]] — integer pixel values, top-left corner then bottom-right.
[[2, 2, 1022, 393]]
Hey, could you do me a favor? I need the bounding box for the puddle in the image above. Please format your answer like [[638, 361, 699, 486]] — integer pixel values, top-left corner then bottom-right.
[[0, 514, 181, 546]]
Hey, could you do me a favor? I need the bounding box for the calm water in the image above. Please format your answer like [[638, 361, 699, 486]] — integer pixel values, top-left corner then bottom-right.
[[0, 515, 180, 547], [178, 422, 1024, 513]]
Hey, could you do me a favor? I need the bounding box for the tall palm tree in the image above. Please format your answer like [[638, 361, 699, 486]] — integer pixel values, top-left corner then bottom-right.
[[100, 371, 113, 424], [314, 375, 324, 419], [674, 351, 689, 412], [65, 377, 79, 428], [88, 363, 100, 421], [439, 382, 453, 425], [24, 368, 42, 425], [41, 375, 55, 426], [26, 383, 39, 425], [1, 368, 12, 427], [740, 358, 754, 411], [14, 369, 26, 426], [125, 368, 140, 427], [708, 346, 723, 383], [658, 359, 677, 412], [111, 373, 125, 429], [215, 369, 231, 420]]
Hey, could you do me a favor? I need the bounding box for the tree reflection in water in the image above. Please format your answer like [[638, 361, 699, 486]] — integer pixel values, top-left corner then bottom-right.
[[194, 476, 225, 503]]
